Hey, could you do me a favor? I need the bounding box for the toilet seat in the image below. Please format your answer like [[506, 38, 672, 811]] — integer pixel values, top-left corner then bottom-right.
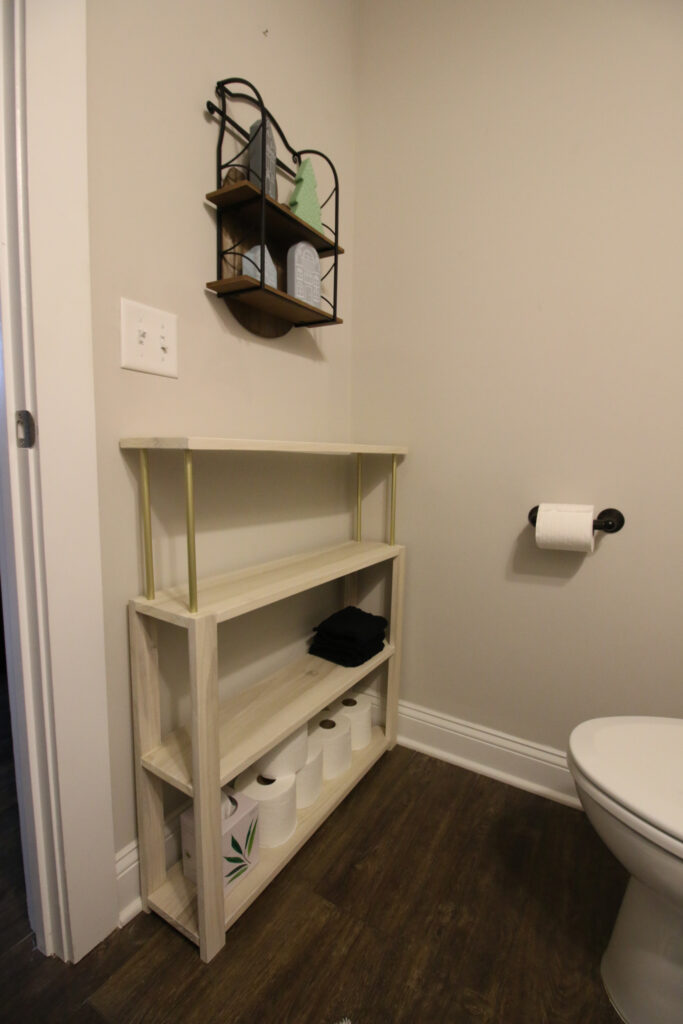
[[569, 717, 683, 851]]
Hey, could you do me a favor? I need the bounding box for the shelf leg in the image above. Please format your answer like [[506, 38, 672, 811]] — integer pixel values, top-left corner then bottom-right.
[[386, 548, 405, 748], [140, 449, 155, 599], [343, 574, 358, 607], [184, 451, 198, 614], [389, 453, 397, 546], [188, 615, 224, 963], [128, 607, 165, 908], [355, 453, 362, 542]]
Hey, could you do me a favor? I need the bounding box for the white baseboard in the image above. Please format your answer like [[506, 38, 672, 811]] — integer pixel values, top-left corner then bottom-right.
[[115, 818, 182, 927], [115, 704, 579, 922], [115, 840, 144, 927], [396, 699, 580, 809]]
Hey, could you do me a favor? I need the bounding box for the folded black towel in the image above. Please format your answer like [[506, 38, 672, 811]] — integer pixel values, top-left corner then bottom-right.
[[309, 636, 385, 668], [314, 606, 387, 645]]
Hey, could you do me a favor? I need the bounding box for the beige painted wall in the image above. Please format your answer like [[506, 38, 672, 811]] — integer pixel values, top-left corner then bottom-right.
[[86, 0, 361, 850], [88, 0, 683, 857], [352, 0, 683, 746]]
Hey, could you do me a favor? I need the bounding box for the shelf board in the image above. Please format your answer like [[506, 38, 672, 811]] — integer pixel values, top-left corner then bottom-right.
[[120, 437, 408, 455], [131, 540, 403, 626], [147, 727, 389, 945], [205, 178, 344, 257], [206, 276, 342, 326], [142, 643, 394, 796]]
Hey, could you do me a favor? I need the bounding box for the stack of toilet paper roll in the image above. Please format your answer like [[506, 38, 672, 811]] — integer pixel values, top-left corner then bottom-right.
[[233, 691, 374, 845], [234, 725, 307, 848]]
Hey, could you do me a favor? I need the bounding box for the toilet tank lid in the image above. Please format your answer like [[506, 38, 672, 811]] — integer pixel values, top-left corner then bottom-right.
[[569, 717, 683, 844]]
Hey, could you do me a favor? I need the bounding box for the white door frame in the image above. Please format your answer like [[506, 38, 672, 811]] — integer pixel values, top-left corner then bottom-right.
[[0, 0, 118, 962]]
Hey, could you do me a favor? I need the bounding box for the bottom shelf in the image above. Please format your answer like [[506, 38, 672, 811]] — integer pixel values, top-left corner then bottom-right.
[[206, 276, 342, 326], [147, 726, 388, 946]]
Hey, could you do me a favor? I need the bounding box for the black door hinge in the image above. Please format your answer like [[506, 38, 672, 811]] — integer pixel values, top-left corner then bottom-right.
[[16, 410, 36, 448]]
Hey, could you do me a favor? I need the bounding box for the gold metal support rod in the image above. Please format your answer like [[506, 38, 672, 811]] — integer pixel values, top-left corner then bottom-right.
[[390, 454, 397, 545], [184, 451, 198, 614], [140, 449, 155, 599], [355, 453, 362, 542]]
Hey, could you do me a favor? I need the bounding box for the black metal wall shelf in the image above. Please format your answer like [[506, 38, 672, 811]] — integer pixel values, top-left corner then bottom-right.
[[205, 78, 342, 337]]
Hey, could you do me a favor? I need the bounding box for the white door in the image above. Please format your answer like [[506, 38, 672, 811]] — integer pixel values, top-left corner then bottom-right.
[[0, 0, 118, 961]]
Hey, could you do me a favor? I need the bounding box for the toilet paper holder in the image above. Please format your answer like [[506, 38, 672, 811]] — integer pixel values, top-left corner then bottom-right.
[[528, 506, 625, 534]]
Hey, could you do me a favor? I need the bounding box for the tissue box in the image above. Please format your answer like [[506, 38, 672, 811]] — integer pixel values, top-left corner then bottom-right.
[[180, 787, 259, 890]]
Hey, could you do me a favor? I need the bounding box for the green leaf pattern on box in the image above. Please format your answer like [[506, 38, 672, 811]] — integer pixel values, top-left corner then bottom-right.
[[224, 815, 258, 884]]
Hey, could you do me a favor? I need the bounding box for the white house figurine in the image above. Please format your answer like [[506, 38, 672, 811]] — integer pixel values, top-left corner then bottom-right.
[[287, 241, 321, 308], [243, 243, 277, 288]]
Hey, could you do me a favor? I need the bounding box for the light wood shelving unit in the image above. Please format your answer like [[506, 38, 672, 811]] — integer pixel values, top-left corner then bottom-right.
[[122, 438, 406, 962]]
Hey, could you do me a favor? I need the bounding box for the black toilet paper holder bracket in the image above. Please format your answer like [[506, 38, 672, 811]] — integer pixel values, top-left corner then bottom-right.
[[528, 506, 625, 534]]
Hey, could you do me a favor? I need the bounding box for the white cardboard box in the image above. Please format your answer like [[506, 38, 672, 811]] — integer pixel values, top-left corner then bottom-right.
[[180, 788, 259, 890]]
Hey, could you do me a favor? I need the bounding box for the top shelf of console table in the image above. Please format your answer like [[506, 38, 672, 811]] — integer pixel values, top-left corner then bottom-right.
[[120, 438, 408, 455], [120, 437, 407, 615]]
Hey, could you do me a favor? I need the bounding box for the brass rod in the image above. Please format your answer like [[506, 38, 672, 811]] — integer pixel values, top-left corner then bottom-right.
[[390, 454, 397, 545], [355, 453, 362, 541], [184, 451, 198, 613], [140, 449, 155, 599]]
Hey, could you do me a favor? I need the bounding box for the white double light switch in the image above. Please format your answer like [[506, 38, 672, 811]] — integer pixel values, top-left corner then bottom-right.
[[120, 298, 178, 378]]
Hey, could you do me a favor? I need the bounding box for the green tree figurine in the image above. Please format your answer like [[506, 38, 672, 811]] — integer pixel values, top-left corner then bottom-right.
[[288, 158, 323, 233]]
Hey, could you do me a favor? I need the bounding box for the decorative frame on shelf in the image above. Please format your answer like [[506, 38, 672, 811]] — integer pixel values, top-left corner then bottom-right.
[[205, 77, 343, 338]]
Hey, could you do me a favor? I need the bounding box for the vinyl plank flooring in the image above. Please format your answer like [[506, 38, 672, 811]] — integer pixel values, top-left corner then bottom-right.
[[0, 747, 626, 1024], [0, 803, 29, 957], [0, 911, 162, 1024], [65, 1001, 110, 1024]]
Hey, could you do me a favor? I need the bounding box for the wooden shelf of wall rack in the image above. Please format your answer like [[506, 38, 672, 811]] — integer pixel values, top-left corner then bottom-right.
[[205, 276, 342, 326], [206, 179, 344, 257], [125, 439, 406, 962]]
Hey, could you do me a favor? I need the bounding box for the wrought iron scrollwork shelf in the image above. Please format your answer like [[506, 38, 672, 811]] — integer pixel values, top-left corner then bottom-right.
[[205, 77, 342, 337]]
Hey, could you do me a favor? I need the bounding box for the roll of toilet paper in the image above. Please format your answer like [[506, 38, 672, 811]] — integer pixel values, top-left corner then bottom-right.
[[309, 712, 352, 780], [295, 738, 323, 808], [331, 692, 373, 751], [535, 503, 595, 553], [221, 787, 239, 820], [233, 768, 296, 848], [255, 723, 308, 777]]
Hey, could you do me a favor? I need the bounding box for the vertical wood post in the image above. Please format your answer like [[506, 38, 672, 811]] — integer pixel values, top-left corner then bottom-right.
[[355, 453, 362, 542], [386, 548, 405, 748], [185, 451, 198, 614], [128, 607, 165, 907], [389, 454, 397, 546], [139, 449, 155, 599], [188, 615, 224, 962]]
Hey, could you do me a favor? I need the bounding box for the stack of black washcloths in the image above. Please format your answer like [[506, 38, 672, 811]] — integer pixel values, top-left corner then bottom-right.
[[309, 606, 388, 667]]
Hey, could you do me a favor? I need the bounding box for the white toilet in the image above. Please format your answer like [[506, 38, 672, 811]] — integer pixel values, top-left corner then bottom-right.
[[568, 717, 683, 1024]]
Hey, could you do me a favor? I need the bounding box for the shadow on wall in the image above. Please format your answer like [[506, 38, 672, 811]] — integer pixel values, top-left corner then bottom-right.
[[506, 525, 606, 584], [206, 284, 325, 362]]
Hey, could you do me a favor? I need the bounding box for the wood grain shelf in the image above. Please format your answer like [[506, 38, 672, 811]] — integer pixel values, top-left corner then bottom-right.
[[132, 541, 402, 627], [147, 727, 389, 946], [205, 178, 344, 257], [120, 438, 407, 455], [205, 276, 342, 326], [141, 643, 395, 796]]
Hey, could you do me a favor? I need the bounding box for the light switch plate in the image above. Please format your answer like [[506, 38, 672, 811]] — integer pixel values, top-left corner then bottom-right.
[[121, 298, 178, 378]]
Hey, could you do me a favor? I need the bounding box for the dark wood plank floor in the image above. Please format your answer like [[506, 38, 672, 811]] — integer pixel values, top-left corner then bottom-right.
[[0, 745, 626, 1024]]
